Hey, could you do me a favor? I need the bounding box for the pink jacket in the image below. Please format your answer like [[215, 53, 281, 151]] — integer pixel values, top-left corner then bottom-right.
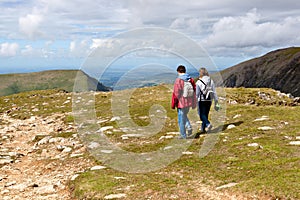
[[171, 78, 197, 109]]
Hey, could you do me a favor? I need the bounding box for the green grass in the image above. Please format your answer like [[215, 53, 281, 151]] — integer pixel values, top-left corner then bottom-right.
[[0, 86, 299, 199], [0, 70, 109, 96]]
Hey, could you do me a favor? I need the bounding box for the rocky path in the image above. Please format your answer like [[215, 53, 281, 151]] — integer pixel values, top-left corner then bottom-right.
[[0, 114, 94, 200]]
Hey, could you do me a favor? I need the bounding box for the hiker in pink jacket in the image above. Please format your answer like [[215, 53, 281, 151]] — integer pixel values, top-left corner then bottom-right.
[[171, 65, 197, 139]]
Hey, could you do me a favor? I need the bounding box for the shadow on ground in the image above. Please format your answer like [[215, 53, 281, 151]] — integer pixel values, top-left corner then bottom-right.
[[191, 121, 244, 139]]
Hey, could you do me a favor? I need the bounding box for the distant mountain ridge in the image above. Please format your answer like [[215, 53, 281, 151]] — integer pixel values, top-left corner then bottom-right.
[[0, 70, 111, 96], [216, 47, 300, 97]]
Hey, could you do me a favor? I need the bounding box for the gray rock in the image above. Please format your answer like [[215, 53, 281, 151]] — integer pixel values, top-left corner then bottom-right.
[[70, 153, 84, 158], [1, 189, 10, 195], [227, 124, 236, 130], [97, 126, 114, 132], [247, 143, 259, 147], [258, 126, 274, 131], [104, 193, 127, 199], [49, 137, 64, 143], [253, 116, 269, 122], [5, 181, 16, 187], [90, 165, 106, 171], [71, 174, 80, 181], [8, 183, 27, 192], [62, 147, 72, 153], [37, 136, 52, 145], [88, 142, 100, 149], [34, 185, 56, 194], [289, 141, 300, 145], [100, 150, 113, 154], [0, 159, 13, 165], [216, 182, 238, 190]]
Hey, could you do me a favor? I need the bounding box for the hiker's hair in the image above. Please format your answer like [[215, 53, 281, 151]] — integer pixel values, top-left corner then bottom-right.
[[177, 65, 186, 73], [199, 67, 209, 77]]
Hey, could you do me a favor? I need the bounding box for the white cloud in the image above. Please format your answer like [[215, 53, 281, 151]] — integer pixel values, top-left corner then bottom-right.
[[69, 40, 90, 57], [21, 45, 34, 56], [203, 9, 300, 49], [1, 0, 300, 70], [0, 42, 19, 57], [170, 17, 204, 34], [19, 12, 44, 39]]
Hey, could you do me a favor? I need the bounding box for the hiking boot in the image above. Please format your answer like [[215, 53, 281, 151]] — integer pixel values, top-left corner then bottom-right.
[[205, 124, 213, 132], [199, 127, 205, 133], [187, 128, 193, 136]]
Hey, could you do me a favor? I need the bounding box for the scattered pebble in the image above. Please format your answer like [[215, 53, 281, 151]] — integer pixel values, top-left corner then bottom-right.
[[247, 143, 259, 147], [121, 134, 143, 138], [182, 151, 193, 155], [88, 142, 100, 149], [284, 136, 293, 140], [253, 116, 269, 122], [166, 132, 180, 135], [159, 135, 174, 140], [97, 119, 108, 124], [71, 174, 80, 181], [258, 126, 274, 131], [5, 181, 16, 187], [289, 141, 300, 145], [233, 114, 241, 119], [62, 147, 72, 153], [101, 150, 113, 154], [164, 146, 173, 150], [227, 124, 236, 130], [114, 177, 126, 180], [98, 126, 114, 132], [90, 165, 107, 171], [70, 153, 84, 158], [34, 185, 56, 194], [110, 116, 121, 121], [216, 182, 238, 190], [104, 193, 127, 199]]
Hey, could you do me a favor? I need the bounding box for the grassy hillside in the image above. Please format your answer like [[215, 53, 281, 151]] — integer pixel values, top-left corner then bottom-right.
[[0, 87, 299, 199], [0, 70, 110, 96], [217, 47, 300, 97]]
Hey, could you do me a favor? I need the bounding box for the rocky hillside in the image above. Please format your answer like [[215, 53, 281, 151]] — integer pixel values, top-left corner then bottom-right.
[[0, 70, 111, 96], [217, 47, 300, 97]]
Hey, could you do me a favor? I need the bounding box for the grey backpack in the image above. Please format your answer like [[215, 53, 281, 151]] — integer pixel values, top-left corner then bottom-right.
[[183, 80, 194, 98]]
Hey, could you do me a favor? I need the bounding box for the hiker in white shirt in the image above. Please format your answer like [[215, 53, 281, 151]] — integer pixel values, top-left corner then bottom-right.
[[196, 67, 219, 133]]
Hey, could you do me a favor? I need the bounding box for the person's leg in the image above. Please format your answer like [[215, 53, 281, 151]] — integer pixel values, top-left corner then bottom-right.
[[205, 101, 212, 126], [185, 108, 192, 136], [204, 101, 212, 132], [199, 101, 207, 132], [177, 108, 187, 138]]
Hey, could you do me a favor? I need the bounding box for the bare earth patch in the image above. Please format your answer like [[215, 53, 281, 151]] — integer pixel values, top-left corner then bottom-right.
[[0, 114, 94, 200]]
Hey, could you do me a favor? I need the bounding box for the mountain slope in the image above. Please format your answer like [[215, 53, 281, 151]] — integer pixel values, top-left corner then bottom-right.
[[216, 47, 300, 97], [0, 70, 111, 96]]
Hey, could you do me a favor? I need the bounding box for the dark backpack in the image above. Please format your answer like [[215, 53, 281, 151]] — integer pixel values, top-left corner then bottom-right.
[[200, 78, 214, 100]]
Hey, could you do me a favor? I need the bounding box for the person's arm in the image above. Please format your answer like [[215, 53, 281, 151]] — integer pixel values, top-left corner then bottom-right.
[[171, 78, 181, 109], [211, 79, 218, 103], [195, 81, 200, 100], [190, 78, 197, 109]]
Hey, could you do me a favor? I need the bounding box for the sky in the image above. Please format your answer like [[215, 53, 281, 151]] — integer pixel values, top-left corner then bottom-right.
[[1, 0, 300, 75]]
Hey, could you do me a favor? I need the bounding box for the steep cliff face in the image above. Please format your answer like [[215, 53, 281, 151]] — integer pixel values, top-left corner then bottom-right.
[[217, 47, 300, 97]]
